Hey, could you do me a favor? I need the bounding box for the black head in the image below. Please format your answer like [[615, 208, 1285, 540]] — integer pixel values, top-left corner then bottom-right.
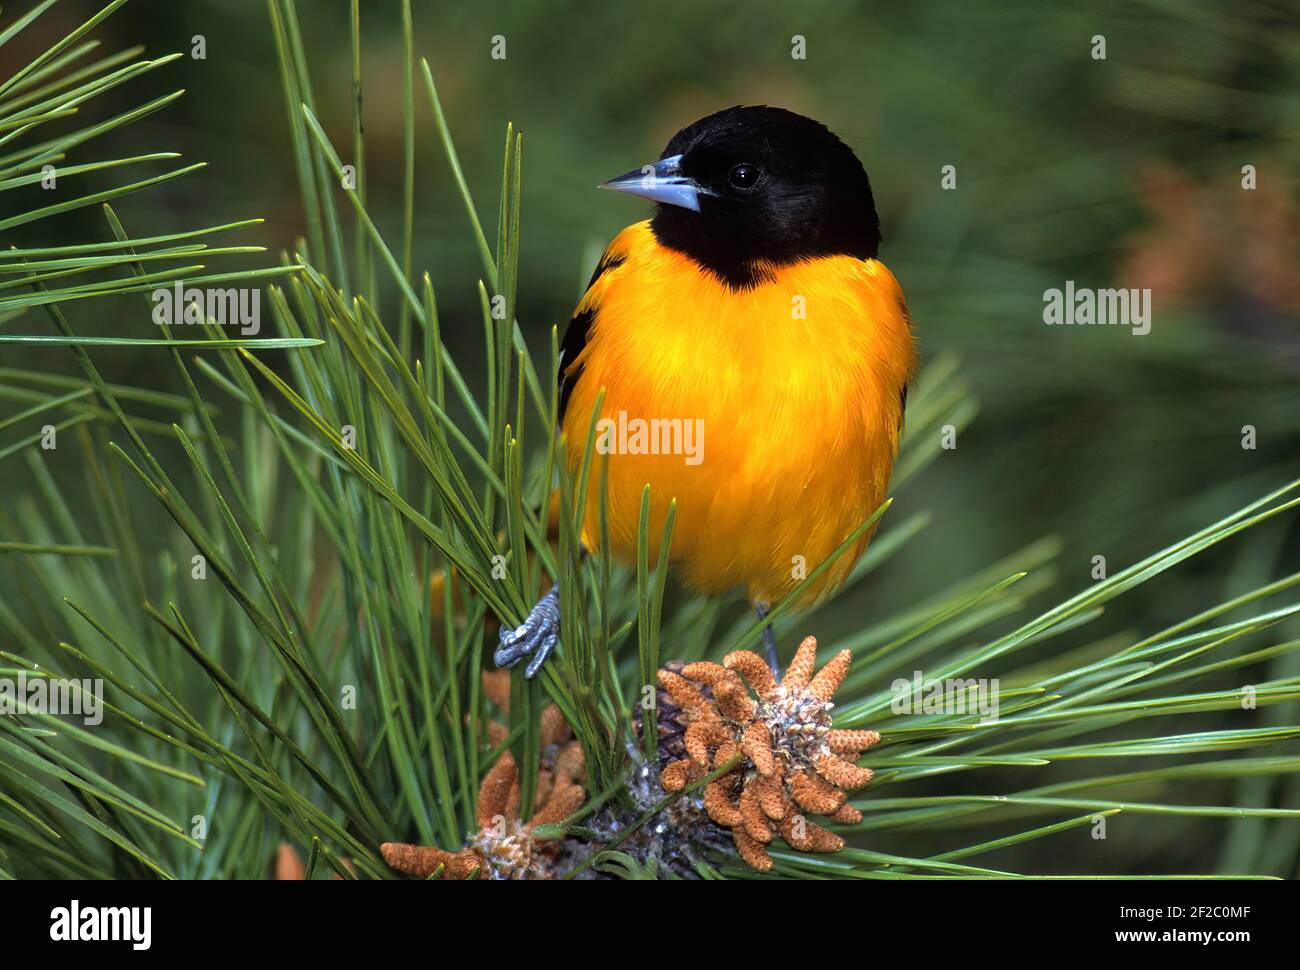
[[601, 106, 881, 288]]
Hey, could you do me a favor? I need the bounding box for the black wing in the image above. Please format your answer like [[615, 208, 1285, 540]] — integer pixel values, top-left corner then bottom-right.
[[557, 252, 625, 424]]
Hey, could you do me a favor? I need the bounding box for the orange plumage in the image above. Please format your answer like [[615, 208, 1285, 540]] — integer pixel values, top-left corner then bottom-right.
[[561, 220, 914, 607]]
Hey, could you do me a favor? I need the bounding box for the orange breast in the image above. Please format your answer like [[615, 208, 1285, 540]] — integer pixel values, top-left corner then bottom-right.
[[560, 221, 914, 607]]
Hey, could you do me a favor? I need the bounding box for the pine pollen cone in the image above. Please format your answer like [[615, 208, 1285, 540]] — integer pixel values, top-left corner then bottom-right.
[[381, 677, 585, 880], [656, 636, 880, 872]]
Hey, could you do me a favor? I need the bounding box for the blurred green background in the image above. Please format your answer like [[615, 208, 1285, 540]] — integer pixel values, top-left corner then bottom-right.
[[2, 0, 1298, 874]]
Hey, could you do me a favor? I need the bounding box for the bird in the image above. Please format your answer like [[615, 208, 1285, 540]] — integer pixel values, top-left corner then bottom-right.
[[494, 105, 916, 679]]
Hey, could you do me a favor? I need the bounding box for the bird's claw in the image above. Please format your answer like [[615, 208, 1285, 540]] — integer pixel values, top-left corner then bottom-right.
[[494, 584, 560, 679]]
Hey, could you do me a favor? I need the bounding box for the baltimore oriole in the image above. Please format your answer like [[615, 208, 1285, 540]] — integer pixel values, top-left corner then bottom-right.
[[495, 106, 916, 678]]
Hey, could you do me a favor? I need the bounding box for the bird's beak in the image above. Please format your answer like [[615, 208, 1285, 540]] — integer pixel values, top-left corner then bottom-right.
[[599, 154, 706, 212]]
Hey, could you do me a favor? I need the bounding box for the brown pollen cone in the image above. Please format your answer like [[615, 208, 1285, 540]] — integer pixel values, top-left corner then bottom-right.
[[656, 636, 879, 871], [381, 675, 585, 880]]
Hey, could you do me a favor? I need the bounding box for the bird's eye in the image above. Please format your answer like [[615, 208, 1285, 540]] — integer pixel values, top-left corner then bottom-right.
[[728, 163, 760, 189]]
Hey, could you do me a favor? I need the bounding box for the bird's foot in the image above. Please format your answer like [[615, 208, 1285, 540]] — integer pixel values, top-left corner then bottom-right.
[[494, 583, 560, 679]]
